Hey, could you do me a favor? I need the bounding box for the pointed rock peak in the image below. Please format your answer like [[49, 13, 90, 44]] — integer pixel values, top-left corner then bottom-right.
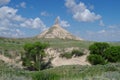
[[37, 16, 83, 40], [54, 16, 60, 25]]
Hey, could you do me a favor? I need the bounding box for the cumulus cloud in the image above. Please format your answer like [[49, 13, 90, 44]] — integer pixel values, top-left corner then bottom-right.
[[0, 28, 25, 38], [20, 17, 46, 30], [65, 0, 101, 22], [57, 16, 70, 27], [0, 0, 10, 6], [0, 6, 46, 37]]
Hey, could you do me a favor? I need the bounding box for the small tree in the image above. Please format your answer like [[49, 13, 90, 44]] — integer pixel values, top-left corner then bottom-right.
[[21, 42, 50, 71]]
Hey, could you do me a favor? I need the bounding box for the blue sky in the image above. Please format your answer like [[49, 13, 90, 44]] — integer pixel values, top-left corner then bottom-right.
[[0, 0, 120, 41]]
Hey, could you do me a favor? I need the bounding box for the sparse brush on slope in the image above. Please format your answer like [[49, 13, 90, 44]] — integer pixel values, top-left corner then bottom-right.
[[60, 49, 84, 59]]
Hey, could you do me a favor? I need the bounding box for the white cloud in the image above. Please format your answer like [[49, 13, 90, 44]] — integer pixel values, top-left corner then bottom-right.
[[41, 11, 50, 16], [20, 17, 46, 30], [98, 29, 106, 33], [57, 16, 70, 27], [20, 2, 26, 8], [108, 25, 118, 29], [99, 20, 105, 26], [0, 27, 8, 31], [16, 2, 26, 8], [0, 6, 46, 37], [65, 0, 101, 22], [60, 20, 70, 27], [0, 28, 25, 38], [0, 6, 24, 21], [0, 0, 10, 6], [85, 25, 120, 41]]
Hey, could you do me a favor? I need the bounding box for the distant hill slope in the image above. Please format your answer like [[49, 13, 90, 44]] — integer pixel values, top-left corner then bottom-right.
[[37, 17, 83, 40]]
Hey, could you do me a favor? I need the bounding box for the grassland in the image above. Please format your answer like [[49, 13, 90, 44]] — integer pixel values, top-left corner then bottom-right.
[[1, 37, 120, 50], [0, 37, 93, 58], [0, 37, 120, 80], [0, 60, 31, 80], [0, 60, 120, 80], [33, 63, 120, 80], [0, 37, 92, 50]]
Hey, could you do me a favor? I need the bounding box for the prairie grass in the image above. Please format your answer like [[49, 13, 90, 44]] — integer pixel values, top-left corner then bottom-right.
[[0, 59, 120, 80], [0, 61, 31, 80], [0, 37, 120, 80], [31, 63, 120, 80]]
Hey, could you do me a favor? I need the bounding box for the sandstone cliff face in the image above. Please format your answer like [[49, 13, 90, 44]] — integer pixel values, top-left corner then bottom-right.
[[45, 47, 90, 67]]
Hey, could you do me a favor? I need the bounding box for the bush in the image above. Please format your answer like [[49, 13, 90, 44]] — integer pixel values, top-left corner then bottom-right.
[[72, 50, 84, 57], [87, 54, 105, 65], [104, 46, 120, 62], [89, 42, 110, 55], [88, 42, 111, 65], [60, 52, 72, 59]]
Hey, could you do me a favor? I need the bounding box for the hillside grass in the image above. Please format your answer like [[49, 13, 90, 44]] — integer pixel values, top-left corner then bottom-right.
[[1, 37, 120, 50], [0, 60, 120, 80], [0, 38, 109, 49], [0, 38, 92, 52], [31, 63, 120, 80], [0, 60, 31, 80], [0, 37, 120, 58]]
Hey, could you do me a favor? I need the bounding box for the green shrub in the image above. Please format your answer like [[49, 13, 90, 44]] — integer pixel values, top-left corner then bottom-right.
[[89, 42, 110, 55], [60, 52, 72, 59], [88, 42, 111, 65], [72, 50, 84, 57], [104, 46, 120, 62], [87, 54, 105, 65], [21, 42, 50, 71]]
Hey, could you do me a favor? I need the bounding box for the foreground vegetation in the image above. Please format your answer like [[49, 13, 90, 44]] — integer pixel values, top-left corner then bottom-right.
[[0, 61, 31, 80], [32, 63, 120, 80], [0, 60, 120, 80], [0, 37, 120, 80]]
